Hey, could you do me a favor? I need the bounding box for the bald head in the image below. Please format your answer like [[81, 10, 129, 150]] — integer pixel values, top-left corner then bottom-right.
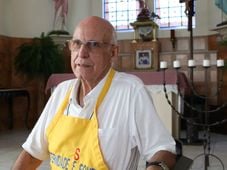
[[73, 16, 117, 45]]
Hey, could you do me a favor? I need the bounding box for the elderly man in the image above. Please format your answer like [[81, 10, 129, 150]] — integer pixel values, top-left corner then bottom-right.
[[13, 16, 176, 170]]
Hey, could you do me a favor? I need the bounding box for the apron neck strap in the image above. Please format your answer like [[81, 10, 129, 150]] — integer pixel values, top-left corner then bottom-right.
[[95, 68, 115, 110]]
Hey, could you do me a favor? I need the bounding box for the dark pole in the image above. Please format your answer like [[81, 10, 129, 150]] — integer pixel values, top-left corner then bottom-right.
[[188, 0, 195, 81]]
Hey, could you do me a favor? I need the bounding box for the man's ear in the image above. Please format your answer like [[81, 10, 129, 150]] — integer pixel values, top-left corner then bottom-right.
[[111, 45, 119, 58], [110, 45, 119, 68]]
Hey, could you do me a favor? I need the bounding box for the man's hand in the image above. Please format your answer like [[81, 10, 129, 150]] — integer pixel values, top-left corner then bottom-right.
[[146, 150, 176, 170]]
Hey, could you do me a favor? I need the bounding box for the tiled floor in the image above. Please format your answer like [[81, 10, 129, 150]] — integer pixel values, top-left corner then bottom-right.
[[0, 129, 227, 170]]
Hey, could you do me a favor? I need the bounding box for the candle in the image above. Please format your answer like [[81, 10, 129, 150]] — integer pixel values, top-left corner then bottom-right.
[[153, 28, 157, 41], [203, 59, 210, 67], [173, 60, 180, 68], [160, 61, 167, 69], [217, 59, 224, 67], [188, 59, 195, 67]]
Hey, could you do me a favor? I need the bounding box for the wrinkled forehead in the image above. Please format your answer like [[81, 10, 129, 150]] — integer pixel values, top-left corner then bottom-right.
[[73, 19, 113, 42]]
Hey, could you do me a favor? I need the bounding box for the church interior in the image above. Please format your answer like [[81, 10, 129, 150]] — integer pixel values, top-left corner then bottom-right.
[[1, 0, 227, 169]]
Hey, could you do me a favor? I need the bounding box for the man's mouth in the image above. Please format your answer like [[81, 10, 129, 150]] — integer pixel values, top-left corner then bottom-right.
[[77, 63, 92, 67]]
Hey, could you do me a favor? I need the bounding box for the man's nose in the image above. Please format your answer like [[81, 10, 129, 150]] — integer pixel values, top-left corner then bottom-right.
[[77, 44, 89, 58]]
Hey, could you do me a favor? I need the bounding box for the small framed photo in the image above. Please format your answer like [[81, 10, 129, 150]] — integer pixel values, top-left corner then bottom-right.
[[135, 50, 152, 69]]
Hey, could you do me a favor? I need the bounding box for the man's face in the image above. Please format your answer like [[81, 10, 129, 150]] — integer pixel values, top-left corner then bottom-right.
[[70, 24, 116, 87]]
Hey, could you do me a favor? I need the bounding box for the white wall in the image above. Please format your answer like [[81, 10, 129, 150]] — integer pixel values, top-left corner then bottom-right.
[[2, 0, 54, 37], [67, 0, 93, 35], [0, 0, 97, 38], [0, 0, 4, 35], [207, 0, 224, 31], [0, 0, 224, 39]]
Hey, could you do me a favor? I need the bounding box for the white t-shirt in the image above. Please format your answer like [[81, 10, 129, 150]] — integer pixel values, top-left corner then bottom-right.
[[22, 70, 176, 170]]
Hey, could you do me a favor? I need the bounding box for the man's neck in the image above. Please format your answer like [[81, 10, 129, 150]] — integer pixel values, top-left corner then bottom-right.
[[77, 82, 84, 107], [77, 67, 112, 106]]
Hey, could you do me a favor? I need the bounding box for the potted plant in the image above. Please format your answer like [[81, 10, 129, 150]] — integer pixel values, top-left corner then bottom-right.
[[47, 30, 70, 36], [14, 32, 65, 81], [14, 32, 66, 115]]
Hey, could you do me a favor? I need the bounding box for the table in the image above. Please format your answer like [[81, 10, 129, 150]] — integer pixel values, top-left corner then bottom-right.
[[0, 88, 30, 129], [45, 73, 75, 94], [45, 70, 190, 138], [45, 70, 190, 94]]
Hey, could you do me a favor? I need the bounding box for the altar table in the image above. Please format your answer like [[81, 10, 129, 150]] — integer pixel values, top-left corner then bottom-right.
[[45, 70, 189, 138]]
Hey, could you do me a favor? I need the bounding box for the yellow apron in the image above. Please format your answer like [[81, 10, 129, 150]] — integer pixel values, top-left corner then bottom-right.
[[46, 69, 115, 170]]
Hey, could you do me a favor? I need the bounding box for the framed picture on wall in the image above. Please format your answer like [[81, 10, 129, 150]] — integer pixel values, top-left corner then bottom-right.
[[135, 50, 152, 69]]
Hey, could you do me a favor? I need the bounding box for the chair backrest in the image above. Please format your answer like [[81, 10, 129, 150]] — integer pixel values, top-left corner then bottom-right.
[[174, 155, 193, 170]]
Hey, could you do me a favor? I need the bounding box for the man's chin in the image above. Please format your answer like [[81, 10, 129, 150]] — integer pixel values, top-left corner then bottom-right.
[[75, 71, 94, 80]]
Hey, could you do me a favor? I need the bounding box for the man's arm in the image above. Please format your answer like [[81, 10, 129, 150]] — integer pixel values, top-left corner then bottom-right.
[[146, 150, 176, 170], [12, 150, 42, 170]]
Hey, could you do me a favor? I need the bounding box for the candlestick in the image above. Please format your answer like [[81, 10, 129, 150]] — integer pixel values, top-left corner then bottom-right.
[[217, 59, 224, 67], [173, 60, 181, 68], [203, 59, 210, 67], [161, 59, 227, 170], [188, 59, 195, 67], [160, 61, 167, 69]]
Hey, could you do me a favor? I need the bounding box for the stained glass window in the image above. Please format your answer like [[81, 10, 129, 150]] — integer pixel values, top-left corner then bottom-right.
[[103, 0, 140, 31], [103, 0, 195, 31], [154, 0, 195, 29]]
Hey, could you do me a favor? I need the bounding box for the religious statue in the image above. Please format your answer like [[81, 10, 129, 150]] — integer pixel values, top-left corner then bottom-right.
[[53, 0, 68, 31]]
